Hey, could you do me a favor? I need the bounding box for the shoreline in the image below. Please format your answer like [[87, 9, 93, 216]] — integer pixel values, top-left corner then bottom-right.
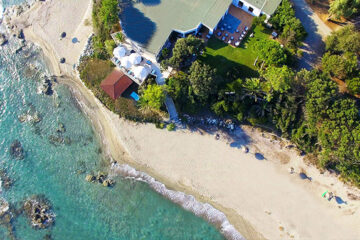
[[4, 1, 360, 240]]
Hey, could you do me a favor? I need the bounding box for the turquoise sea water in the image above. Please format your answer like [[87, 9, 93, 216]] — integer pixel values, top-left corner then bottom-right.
[[0, 2, 225, 240]]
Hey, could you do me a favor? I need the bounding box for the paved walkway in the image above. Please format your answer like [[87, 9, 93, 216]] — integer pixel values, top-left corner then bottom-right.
[[292, 0, 332, 70]]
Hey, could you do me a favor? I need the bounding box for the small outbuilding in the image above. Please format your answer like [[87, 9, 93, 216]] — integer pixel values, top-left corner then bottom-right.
[[100, 69, 133, 100]]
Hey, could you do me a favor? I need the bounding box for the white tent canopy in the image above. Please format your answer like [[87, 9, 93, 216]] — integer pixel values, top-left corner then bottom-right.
[[129, 53, 142, 65], [113, 46, 126, 59], [133, 66, 149, 81], [120, 56, 132, 69]]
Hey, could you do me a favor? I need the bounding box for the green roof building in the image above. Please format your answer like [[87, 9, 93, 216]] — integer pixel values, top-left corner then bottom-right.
[[120, 0, 281, 58]]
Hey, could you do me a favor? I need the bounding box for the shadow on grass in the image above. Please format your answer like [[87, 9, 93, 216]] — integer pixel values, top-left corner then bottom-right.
[[200, 53, 259, 79]]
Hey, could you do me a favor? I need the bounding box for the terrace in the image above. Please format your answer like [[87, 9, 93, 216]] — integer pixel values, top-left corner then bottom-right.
[[214, 5, 254, 47]]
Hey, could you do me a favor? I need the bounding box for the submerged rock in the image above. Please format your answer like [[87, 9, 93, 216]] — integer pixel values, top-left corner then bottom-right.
[[0, 198, 10, 217], [0, 170, 13, 190], [9, 140, 24, 159], [85, 174, 95, 183], [18, 110, 42, 124], [23, 195, 55, 229], [102, 179, 115, 187], [56, 123, 66, 133], [0, 34, 8, 46]]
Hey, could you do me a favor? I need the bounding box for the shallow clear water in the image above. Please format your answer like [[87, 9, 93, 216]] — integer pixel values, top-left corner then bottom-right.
[[0, 3, 225, 240]]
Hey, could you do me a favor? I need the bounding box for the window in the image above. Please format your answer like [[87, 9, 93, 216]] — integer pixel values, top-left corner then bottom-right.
[[248, 7, 254, 13], [238, 1, 244, 7]]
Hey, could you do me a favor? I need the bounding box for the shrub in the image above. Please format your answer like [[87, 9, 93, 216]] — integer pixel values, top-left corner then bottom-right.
[[167, 123, 176, 131], [155, 122, 165, 129]]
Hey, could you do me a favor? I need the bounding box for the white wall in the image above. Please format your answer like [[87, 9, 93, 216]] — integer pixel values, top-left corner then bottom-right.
[[232, 0, 263, 17]]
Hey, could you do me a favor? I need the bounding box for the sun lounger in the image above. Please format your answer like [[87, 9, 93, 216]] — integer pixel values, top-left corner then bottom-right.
[[227, 40, 232, 44], [222, 36, 226, 41], [244, 26, 249, 31]]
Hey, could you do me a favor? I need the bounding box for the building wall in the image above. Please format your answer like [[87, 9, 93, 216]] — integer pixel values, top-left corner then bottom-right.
[[232, 0, 269, 18]]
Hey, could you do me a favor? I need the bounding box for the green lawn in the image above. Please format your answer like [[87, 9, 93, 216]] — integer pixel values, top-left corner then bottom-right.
[[199, 25, 271, 79]]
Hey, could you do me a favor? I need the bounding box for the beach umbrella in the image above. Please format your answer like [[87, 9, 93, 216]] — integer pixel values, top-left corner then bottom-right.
[[133, 66, 149, 80], [60, 32, 66, 38], [129, 53, 142, 65], [120, 56, 132, 69], [113, 46, 126, 59]]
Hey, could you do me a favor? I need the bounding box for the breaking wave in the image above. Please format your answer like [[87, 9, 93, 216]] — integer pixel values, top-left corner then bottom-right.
[[110, 163, 246, 240]]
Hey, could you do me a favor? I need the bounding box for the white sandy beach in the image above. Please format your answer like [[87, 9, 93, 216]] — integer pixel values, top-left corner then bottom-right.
[[7, 0, 360, 239]]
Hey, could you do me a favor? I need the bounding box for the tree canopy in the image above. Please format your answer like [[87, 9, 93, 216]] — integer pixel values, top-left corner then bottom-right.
[[329, 0, 360, 19], [325, 25, 360, 55], [140, 84, 166, 110], [167, 36, 204, 70], [252, 39, 287, 66], [189, 61, 217, 103]]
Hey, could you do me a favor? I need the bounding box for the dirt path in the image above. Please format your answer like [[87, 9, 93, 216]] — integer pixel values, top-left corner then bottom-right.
[[292, 0, 332, 69]]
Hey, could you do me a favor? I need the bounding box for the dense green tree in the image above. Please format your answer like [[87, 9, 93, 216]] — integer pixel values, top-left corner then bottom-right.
[[252, 39, 287, 66], [346, 77, 360, 94], [167, 36, 204, 70], [270, 0, 296, 30], [188, 61, 217, 103], [322, 52, 358, 79], [140, 84, 166, 110], [166, 72, 197, 112], [271, 93, 300, 136], [325, 25, 360, 55], [280, 18, 307, 49], [262, 65, 295, 93], [329, 0, 360, 19]]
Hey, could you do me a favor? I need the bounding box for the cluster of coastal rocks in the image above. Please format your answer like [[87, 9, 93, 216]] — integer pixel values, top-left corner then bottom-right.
[[76, 33, 94, 70], [182, 114, 236, 131], [86, 172, 115, 187], [10, 140, 25, 160], [18, 109, 42, 124], [23, 195, 55, 229], [39, 75, 57, 96], [48, 124, 71, 146]]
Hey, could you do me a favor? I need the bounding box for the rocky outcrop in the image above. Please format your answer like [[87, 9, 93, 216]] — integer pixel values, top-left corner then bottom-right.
[[48, 134, 71, 146], [10, 140, 24, 160], [85, 172, 115, 187], [18, 110, 42, 124], [23, 195, 55, 229]]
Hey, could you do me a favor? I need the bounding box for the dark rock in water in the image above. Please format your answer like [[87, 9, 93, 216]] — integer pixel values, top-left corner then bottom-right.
[[60, 32, 66, 38], [23, 195, 55, 229], [0, 34, 8, 46], [43, 233, 53, 240], [0, 170, 13, 190], [56, 123, 66, 133], [16, 29, 24, 39], [85, 174, 96, 182], [102, 179, 115, 187], [96, 172, 107, 184], [41, 76, 53, 96], [60, 58, 65, 64], [9, 140, 24, 160], [64, 137, 71, 145], [48, 135, 64, 146]]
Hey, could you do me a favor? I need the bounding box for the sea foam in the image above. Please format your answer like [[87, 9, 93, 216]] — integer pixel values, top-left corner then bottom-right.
[[111, 163, 246, 240]]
